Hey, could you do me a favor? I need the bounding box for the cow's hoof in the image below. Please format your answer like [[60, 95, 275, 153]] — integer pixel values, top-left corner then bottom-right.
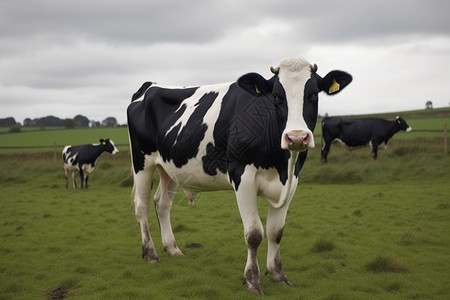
[[166, 247, 184, 256], [146, 256, 161, 264], [244, 279, 264, 296], [277, 279, 293, 287], [266, 269, 293, 287], [247, 286, 264, 296]]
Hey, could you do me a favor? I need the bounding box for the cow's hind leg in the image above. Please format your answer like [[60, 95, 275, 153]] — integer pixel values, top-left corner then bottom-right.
[[71, 171, 77, 188], [154, 166, 183, 256], [321, 139, 331, 163], [266, 203, 293, 287], [133, 167, 160, 263], [64, 167, 69, 189], [235, 173, 264, 295]]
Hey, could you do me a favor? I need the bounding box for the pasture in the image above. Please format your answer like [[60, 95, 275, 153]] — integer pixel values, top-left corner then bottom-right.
[[1, 109, 450, 299]]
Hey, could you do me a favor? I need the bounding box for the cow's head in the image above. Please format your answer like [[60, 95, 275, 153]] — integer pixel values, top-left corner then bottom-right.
[[238, 58, 352, 152], [395, 116, 413, 132], [101, 138, 119, 154]]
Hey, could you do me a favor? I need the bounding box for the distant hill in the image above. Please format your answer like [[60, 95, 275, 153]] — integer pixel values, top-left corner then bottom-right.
[[331, 107, 450, 120]]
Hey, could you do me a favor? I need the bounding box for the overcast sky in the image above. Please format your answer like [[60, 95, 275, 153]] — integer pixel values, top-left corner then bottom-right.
[[1, 0, 449, 125]]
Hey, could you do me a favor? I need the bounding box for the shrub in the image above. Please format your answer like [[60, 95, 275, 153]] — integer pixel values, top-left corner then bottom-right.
[[366, 255, 408, 273], [8, 124, 21, 133], [312, 238, 335, 253]]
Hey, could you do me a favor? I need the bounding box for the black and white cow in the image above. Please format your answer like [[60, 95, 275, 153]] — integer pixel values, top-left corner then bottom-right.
[[127, 58, 352, 295], [321, 116, 412, 163], [62, 138, 119, 189]]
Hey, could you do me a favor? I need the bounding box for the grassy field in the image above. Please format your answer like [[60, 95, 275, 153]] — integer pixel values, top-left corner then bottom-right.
[[1, 109, 450, 299], [0, 127, 130, 153]]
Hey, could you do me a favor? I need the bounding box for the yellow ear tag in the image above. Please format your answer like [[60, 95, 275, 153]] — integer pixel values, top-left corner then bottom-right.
[[329, 79, 340, 94], [255, 84, 261, 94], [397, 120, 401, 124], [102, 141, 106, 145]]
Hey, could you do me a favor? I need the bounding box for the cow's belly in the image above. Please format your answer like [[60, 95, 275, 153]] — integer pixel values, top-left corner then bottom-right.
[[81, 163, 95, 174], [64, 163, 78, 171], [334, 138, 370, 149], [156, 158, 233, 192], [256, 169, 283, 201]]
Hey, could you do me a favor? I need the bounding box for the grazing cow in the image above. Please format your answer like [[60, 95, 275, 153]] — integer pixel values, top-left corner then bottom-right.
[[62, 138, 119, 189], [321, 116, 412, 162], [127, 58, 352, 295]]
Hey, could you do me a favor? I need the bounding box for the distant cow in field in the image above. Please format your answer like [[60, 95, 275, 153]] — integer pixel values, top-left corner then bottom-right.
[[321, 116, 412, 163], [62, 138, 119, 189], [127, 57, 352, 295]]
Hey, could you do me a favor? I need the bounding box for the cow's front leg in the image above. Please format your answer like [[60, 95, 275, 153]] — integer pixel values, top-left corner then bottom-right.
[[371, 142, 379, 160], [266, 203, 293, 287], [235, 175, 264, 295], [154, 166, 183, 256], [134, 169, 160, 263], [85, 174, 89, 189]]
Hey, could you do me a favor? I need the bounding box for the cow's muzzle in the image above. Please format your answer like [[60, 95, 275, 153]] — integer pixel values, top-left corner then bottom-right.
[[283, 130, 315, 151]]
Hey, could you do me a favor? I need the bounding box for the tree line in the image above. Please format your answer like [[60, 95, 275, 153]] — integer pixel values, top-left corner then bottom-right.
[[0, 115, 121, 130]]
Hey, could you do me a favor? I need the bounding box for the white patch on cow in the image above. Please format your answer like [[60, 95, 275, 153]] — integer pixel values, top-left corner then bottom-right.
[[254, 165, 298, 207], [109, 140, 120, 154], [154, 155, 232, 192], [165, 83, 232, 147], [82, 163, 95, 174], [278, 58, 315, 149]]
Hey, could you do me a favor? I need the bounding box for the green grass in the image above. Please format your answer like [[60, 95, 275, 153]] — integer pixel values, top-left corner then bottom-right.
[[0, 127, 129, 153], [1, 135, 449, 299], [1, 108, 450, 298]]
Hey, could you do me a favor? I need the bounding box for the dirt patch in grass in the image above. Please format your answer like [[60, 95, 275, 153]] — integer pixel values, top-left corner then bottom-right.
[[48, 285, 68, 299]]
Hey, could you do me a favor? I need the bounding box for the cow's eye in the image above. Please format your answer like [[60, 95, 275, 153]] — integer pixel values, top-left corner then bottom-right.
[[273, 94, 281, 103]]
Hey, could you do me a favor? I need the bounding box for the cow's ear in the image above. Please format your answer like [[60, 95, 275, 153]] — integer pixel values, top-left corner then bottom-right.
[[100, 139, 106, 145], [319, 71, 352, 95], [237, 73, 271, 96]]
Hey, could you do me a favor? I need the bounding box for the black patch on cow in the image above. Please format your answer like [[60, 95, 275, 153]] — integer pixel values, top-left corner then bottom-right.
[[202, 79, 306, 190], [127, 85, 198, 173], [160, 92, 218, 167]]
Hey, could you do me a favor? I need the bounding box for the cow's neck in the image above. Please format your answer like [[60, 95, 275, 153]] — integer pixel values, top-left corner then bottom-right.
[[385, 122, 401, 140], [92, 145, 106, 160]]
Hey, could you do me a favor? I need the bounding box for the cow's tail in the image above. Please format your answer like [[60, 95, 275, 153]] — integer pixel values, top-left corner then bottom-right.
[[131, 82, 153, 102], [321, 119, 327, 150]]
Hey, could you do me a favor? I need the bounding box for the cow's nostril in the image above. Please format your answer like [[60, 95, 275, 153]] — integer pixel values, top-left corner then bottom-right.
[[302, 134, 310, 144]]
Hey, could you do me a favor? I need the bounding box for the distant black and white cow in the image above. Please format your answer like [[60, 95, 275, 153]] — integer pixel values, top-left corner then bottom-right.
[[321, 116, 412, 163], [62, 138, 119, 189], [127, 58, 352, 295]]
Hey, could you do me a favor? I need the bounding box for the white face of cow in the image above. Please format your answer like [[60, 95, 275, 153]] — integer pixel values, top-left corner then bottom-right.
[[238, 57, 352, 154], [277, 58, 316, 151]]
